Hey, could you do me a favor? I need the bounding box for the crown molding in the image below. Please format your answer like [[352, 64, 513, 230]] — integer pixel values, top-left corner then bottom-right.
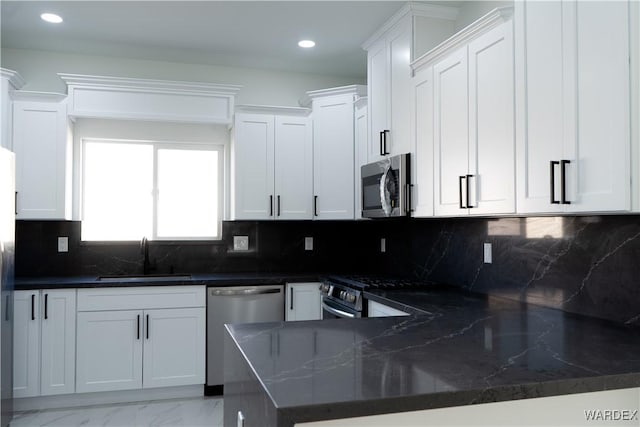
[[299, 84, 367, 108], [11, 90, 66, 102], [235, 104, 311, 117], [1, 68, 25, 90], [411, 7, 514, 72], [362, 2, 459, 50], [58, 73, 242, 96]]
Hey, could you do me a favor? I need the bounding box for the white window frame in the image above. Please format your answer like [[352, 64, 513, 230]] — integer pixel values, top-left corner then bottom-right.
[[80, 137, 225, 241]]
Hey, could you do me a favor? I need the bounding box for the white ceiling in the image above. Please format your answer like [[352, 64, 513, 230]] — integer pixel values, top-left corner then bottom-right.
[[0, 1, 423, 79]]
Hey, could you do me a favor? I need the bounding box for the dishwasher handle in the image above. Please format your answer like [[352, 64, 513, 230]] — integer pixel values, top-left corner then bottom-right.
[[209, 287, 282, 297]]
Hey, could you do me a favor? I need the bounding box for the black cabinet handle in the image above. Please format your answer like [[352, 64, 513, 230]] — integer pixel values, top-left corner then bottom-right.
[[146, 314, 149, 339], [269, 195, 273, 216], [379, 131, 384, 156], [560, 160, 571, 204], [459, 176, 466, 209], [44, 294, 48, 320], [314, 196, 318, 217], [31, 294, 35, 320], [550, 161, 560, 204], [137, 314, 140, 340], [277, 195, 281, 217], [382, 130, 390, 155], [466, 174, 475, 209], [290, 291, 294, 310], [15, 192, 18, 215], [406, 184, 414, 214]]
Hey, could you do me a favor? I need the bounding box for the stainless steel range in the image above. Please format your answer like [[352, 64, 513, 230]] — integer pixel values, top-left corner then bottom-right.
[[320, 276, 435, 319]]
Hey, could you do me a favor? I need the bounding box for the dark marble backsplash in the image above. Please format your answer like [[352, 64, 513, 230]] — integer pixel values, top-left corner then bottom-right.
[[15, 215, 640, 326]]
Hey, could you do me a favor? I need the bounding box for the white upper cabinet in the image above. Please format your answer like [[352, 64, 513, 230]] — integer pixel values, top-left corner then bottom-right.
[[306, 86, 366, 220], [1, 68, 25, 151], [410, 65, 434, 217], [467, 21, 515, 215], [425, 12, 515, 217], [515, 1, 631, 213], [231, 107, 312, 220], [364, 3, 458, 163], [354, 97, 368, 220], [275, 116, 314, 219], [12, 92, 72, 220], [433, 46, 470, 216]]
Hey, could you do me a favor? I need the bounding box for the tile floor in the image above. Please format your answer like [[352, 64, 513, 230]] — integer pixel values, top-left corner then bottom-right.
[[10, 396, 223, 427]]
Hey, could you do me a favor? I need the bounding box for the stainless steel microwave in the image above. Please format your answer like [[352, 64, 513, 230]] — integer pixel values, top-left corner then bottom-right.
[[361, 153, 410, 218]]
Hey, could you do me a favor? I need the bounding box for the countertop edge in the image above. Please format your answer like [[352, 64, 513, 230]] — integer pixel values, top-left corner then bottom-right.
[[14, 274, 323, 289], [279, 373, 640, 424]]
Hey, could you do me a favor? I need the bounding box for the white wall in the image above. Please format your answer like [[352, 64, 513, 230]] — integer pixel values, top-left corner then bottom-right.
[[455, 0, 514, 31], [1, 48, 365, 107]]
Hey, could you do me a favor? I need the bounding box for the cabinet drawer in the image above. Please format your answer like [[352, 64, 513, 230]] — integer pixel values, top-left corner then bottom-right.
[[77, 286, 206, 311]]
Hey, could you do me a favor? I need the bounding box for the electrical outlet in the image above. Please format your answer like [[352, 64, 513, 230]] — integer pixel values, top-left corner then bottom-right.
[[380, 238, 386, 253], [304, 237, 313, 251], [58, 236, 69, 253], [483, 243, 492, 264], [233, 236, 249, 251]]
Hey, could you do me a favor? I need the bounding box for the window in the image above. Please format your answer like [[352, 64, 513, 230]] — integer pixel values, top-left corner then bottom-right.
[[81, 139, 223, 241]]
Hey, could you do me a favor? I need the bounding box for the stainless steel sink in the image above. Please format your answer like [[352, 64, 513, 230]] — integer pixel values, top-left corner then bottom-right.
[[96, 274, 192, 282]]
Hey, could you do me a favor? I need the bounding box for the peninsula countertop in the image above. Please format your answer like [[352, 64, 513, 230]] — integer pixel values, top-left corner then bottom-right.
[[225, 286, 640, 425]]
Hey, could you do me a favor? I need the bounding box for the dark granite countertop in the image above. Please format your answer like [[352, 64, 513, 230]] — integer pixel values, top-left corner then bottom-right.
[[225, 287, 640, 424], [14, 273, 322, 289]]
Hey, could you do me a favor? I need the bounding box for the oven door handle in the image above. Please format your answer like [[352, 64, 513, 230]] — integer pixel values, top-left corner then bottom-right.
[[322, 301, 356, 319]]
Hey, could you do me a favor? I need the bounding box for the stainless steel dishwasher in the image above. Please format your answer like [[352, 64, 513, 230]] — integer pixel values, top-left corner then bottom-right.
[[206, 285, 284, 390]]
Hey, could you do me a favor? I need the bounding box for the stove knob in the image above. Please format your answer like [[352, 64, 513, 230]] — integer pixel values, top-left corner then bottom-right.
[[347, 294, 356, 303], [340, 291, 346, 300]]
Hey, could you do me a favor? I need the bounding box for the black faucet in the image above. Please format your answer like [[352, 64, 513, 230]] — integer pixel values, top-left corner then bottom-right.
[[140, 236, 153, 275]]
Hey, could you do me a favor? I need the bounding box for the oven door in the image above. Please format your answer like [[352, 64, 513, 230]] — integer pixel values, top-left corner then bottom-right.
[[321, 297, 361, 319]]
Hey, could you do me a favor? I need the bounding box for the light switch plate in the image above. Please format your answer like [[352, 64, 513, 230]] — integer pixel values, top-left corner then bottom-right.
[[304, 237, 313, 251], [483, 243, 492, 264], [233, 236, 249, 251], [58, 236, 69, 253]]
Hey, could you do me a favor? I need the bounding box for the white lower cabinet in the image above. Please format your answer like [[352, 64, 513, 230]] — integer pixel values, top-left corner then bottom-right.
[[143, 308, 206, 388], [13, 289, 76, 398], [76, 310, 143, 393], [76, 286, 206, 393], [285, 282, 321, 321], [367, 300, 409, 318]]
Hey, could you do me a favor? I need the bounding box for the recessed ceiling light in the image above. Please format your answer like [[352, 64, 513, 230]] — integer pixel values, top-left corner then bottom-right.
[[298, 40, 316, 48], [41, 13, 63, 24]]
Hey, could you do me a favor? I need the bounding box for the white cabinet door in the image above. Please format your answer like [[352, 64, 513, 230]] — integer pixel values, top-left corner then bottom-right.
[[515, 1, 570, 213], [285, 283, 321, 322], [411, 66, 434, 217], [12, 97, 70, 219], [368, 300, 409, 318], [13, 291, 40, 398], [142, 308, 206, 388], [232, 113, 275, 220], [40, 290, 76, 396], [516, 1, 631, 214], [566, 1, 630, 212], [274, 116, 313, 220], [468, 22, 515, 215], [313, 95, 355, 220], [433, 47, 469, 216], [388, 20, 412, 157], [76, 310, 143, 393], [367, 38, 389, 163], [354, 100, 368, 220]]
